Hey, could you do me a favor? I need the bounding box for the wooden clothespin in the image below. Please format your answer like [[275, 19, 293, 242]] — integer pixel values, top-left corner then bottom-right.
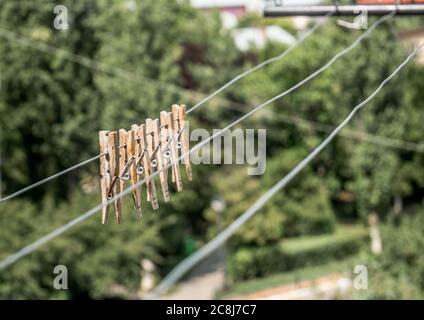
[[160, 111, 183, 192], [125, 129, 142, 220], [179, 105, 193, 181], [172, 104, 193, 181], [159, 113, 170, 181], [99, 103, 193, 224], [146, 118, 171, 202], [105, 131, 121, 223], [115, 129, 128, 223], [132, 124, 159, 210], [99, 131, 111, 224]]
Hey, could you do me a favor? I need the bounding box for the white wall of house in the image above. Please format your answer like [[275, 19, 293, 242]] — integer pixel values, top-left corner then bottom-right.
[[191, 0, 320, 51], [191, 0, 322, 8]]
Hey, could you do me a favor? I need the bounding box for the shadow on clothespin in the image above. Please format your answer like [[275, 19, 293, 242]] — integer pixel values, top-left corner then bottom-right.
[[132, 124, 159, 210], [104, 131, 121, 224], [146, 118, 170, 202], [172, 104, 193, 182], [99, 131, 111, 224], [160, 111, 183, 192], [125, 129, 142, 220], [114, 129, 128, 223]]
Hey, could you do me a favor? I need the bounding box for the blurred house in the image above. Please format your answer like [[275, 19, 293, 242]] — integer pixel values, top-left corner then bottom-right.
[[398, 27, 424, 63], [232, 26, 296, 51], [191, 0, 323, 51], [191, 0, 258, 18], [354, 1, 424, 63]]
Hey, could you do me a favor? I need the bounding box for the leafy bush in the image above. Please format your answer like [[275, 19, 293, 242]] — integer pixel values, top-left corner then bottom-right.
[[228, 225, 367, 281], [204, 160, 336, 248], [0, 192, 168, 299], [352, 211, 424, 300]]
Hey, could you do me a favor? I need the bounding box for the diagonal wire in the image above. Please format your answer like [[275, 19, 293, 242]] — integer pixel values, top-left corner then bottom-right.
[[186, 12, 334, 114], [0, 13, 395, 270], [0, 155, 102, 203], [0, 15, 331, 202], [0, 26, 191, 99], [147, 42, 424, 299], [280, 114, 424, 154]]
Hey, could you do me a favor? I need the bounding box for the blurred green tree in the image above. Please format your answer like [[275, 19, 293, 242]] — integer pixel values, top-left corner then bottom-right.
[[353, 210, 424, 299], [0, 0, 102, 199], [0, 0, 243, 298]]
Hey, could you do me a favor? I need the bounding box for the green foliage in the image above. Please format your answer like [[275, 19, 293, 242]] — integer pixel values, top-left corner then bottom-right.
[[203, 149, 336, 248], [0, 0, 240, 197], [0, 191, 168, 299], [0, 0, 103, 197], [263, 148, 337, 237], [2, 1, 424, 299], [93, 1, 241, 130], [352, 211, 424, 300], [228, 225, 367, 282], [0, 0, 241, 299], [219, 256, 360, 299], [234, 17, 424, 223]]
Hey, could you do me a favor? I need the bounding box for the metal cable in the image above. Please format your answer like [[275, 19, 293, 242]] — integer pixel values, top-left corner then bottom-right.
[[0, 16, 330, 202], [0, 13, 395, 270], [0, 155, 102, 203], [147, 41, 424, 299], [186, 12, 334, 114]]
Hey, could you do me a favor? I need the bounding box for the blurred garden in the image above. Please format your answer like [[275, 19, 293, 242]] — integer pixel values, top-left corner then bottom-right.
[[1, 0, 424, 299]]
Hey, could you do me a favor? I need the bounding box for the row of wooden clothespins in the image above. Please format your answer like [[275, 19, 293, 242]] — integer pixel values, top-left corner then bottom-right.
[[99, 104, 192, 224]]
